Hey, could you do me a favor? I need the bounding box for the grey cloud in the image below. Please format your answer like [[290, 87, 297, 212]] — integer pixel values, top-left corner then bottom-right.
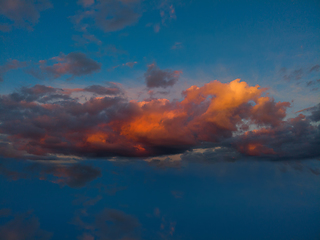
[[38, 52, 101, 79], [144, 63, 181, 88], [84, 84, 122, 95]]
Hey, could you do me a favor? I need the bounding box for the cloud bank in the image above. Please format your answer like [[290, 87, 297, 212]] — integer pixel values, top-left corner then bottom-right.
[[0, 79, 319, 161]]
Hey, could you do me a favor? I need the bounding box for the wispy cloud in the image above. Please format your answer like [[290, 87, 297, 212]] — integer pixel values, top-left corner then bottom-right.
[[0, 60, 27, 82]]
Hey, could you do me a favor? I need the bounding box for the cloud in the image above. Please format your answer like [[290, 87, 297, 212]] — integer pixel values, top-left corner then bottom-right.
[[0, 79, 319, 161], [159, 0, 176, 25], [0, 60, 27, 82], [144, 63, 182, 88], [72, 34, 102, 46], [72, 0, 141, 33], [111, 61, 138, 70], [95, 209, 141, 239], [0, 161, 101, 188], [36, 163, 101, 188], [78, 0, 95, 8], [33, 52, 101, 79], [0, 0, 52, 31], [309, 64, 320, 73], [171, 42, 182, 50], [73, 208, 141, 240], [0, 211, 52, 240], [279, 64, 320, 84], [282, 68, 303, 81]]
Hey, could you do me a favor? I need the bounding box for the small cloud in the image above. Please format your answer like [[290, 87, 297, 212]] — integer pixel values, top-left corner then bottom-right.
[[0, 0, 52, 31], [171, 191, 183, 198], [32, 52, 101, 80], [159, 1, 176, 25], [123, 61, 137, 68], [171, 42, 182, 50], [72, 0, 141, 33], [110, 61, 137, 71], [144, 63, 182, 88], [154, 23, 160, 33]]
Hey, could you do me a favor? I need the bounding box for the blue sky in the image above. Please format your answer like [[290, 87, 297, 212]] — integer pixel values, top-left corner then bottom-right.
[[0, 0, 320, 239]]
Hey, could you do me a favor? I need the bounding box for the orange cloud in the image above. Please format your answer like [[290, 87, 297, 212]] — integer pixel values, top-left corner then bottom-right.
[[1, 79, 318, 160]]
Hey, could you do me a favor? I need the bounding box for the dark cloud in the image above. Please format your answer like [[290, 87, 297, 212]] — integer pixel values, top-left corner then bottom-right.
[[306, 79, 320, 88], [144, 63, 182, 88], [300, 103, 320, 122], [231, 113, 320, 160], [34, 52, 101, 79], [0, 79, 319, 161], [0, 0, 52, 31], [0, 60, 27, 82], [0, 211, 52, 240], [280, 64, 320, 84], [72, 0, 141, 33], [84, 84, 122, 95], [309, 64, 320, 73]]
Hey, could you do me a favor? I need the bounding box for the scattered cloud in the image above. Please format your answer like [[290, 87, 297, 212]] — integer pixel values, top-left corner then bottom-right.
[[0, 0, 52, 31], [279, 64, 320, 85], [144, 63, 182, 88], [73, 208, 141, 240], [281, 68, 303, 81], [159, 0, 176, 25], [0, 79, 319, 161], [72, 0, 141, 33]]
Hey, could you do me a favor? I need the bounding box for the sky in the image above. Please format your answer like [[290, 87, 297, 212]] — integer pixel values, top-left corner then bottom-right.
[[0, 0, 319, 239]]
